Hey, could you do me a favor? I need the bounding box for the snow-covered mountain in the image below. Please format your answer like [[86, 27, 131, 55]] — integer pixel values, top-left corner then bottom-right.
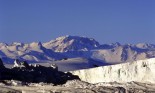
[[0, 35, 155, 66], [43, 35, 100, 52], [0, 42, 64, 63], [90, 45, 155, 64], [43, 35, 155, 64]]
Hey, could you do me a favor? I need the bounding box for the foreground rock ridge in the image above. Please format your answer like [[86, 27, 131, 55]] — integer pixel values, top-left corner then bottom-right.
[[71, 58, 155, 84], [0, 59, 79, 85]]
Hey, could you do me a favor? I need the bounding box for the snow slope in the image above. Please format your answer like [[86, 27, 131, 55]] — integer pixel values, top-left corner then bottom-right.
[[71, 58, 155, 84], [0, 42, 64, 63], [29, 57, 109, 72], [43, 35, 100, 52], [90, 45, 155, 64]]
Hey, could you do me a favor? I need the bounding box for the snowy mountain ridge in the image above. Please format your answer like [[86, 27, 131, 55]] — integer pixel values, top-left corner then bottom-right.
[[0, 41, 64, 63], [0, 35, 155, 65], [43, 35, 100, 52]]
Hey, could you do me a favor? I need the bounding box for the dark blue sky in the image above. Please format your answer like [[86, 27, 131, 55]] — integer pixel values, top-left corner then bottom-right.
[[0, 0, 155, 44]]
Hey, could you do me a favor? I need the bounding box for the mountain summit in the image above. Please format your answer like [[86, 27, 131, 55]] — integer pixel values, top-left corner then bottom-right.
[[43, 35, 100, 52]]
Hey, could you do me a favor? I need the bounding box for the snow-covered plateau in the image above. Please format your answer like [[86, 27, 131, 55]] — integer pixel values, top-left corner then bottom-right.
[[71, 58, 155, 84]]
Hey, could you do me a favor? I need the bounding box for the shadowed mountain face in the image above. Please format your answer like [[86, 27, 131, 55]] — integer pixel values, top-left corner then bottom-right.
[[0, 35, 155, 65]]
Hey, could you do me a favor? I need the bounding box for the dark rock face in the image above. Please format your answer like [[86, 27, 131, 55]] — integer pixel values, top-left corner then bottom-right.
[[0, 58, 5, 69], [0, 59, 80, 85], [0, 58, 5, 80]]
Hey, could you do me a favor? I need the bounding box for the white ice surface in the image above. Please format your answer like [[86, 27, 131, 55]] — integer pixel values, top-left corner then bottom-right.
[[71, 58, 155, 84]]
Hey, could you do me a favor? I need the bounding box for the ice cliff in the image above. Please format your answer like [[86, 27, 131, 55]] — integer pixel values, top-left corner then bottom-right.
[[71, 58, 155, 84]]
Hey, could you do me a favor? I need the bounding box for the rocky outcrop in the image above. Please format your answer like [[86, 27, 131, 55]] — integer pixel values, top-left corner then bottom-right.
[[0, 58, 5, 80], [13, 59, 29, 68], [0, 59, 79, 85], [71, 58, 155, 84], [0, 58, 5, 69], [1, 79, 155, 93]]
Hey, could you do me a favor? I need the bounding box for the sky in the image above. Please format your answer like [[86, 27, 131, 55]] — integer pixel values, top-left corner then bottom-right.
[[0, 0, 155, 44]]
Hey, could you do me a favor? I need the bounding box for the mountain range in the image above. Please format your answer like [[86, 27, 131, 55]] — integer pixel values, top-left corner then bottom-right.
[[1, 35, 155, 68]]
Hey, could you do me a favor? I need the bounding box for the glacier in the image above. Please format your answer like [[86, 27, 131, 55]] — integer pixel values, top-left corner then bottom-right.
[[71, 58, 155, 84]]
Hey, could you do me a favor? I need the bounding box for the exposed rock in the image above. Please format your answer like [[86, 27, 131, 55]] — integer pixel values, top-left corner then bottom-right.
[[0, 58, 5, 69], [0, 58, 5, 80], [1, 80, 26, 86], [0, 80, 155, 93], [33, 64, 41, 68], [0, 59, 80, 85], [0, 86, 22, 93], [50, 63, 58, 70], [13, 59, 21, 68], [63, 80, 94, 89], [20, 61, 29, 68], [11, 80, 23, 86]]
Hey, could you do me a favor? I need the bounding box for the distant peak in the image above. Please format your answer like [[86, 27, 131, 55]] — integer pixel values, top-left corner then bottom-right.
[[55, 35, 96, 41], [38, 42, 42, 46], [44, 35, 100, 52], [0, 43, 8, 46], [111, 42, 121, 46], [30, 42, 43, 47], [12, 42, 24, 46]]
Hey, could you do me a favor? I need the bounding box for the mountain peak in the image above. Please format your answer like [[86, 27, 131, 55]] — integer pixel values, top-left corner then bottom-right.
[[12, 42, 24, 46], [29, 42, 45, 53], [30, 42, 42, 47], [0, 43, 8, 47], [43, 35, 100, 52], [55, 35, 94, 40]]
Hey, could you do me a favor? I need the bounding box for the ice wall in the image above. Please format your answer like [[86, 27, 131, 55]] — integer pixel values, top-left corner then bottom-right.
[[71, 58, 155, 84]]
